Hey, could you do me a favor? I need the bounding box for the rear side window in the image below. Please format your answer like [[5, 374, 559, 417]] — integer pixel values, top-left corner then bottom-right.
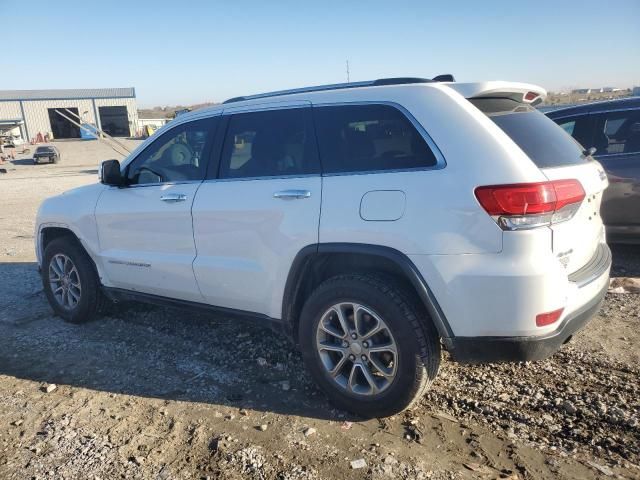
[[592, 110, 640, 155], [313, 104, 438, 174], [219, 108, 319, 179], [471, 99, 588, 168]]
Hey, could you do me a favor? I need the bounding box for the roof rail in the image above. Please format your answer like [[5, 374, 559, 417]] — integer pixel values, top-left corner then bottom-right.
[[222, 77, 436, 104]]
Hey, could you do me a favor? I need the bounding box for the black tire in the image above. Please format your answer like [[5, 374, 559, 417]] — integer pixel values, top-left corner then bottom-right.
[[41, 237, 103, 324], [298, 274, 440, 418], [52, 155, 58, 164]]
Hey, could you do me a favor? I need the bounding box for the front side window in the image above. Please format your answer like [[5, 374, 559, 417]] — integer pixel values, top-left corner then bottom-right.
[[219, 108, 318, 179], [127, 118, 215, 185], [592, 110, 640, 155], [314, 104, 438, 174]]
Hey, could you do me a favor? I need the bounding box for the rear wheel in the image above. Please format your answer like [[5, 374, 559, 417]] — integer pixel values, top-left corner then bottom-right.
[[42, 237, 103, 323], [298, 274, 440, 417]]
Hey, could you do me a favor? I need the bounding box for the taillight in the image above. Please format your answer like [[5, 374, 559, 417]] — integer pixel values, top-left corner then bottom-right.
[[475, 179, 585, 230]]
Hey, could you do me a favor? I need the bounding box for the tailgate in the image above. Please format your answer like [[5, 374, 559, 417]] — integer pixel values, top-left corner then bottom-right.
[[542, 161, 608, 274]]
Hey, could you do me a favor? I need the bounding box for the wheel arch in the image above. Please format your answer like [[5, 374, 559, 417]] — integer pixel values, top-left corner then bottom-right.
[[282, 243, 453, 344], [39, 226, 103, 283]]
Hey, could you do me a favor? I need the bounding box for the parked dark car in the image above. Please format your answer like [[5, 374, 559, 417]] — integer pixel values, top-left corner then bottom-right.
[[33, 145, 62, 164], [547, 97, 640, 243]]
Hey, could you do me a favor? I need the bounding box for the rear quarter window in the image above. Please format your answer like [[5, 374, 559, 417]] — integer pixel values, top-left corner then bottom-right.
[[313, 104, 439, 174], [471, 98, 589, 169]]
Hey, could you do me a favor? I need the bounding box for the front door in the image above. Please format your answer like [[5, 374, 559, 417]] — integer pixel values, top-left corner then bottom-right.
[[192, 106, 321, 318], [95, 117, 218, 302]]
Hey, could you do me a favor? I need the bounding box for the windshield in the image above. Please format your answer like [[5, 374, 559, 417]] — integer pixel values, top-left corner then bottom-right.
[[36, 147, 54, 153], [470, 98, 589, 168]]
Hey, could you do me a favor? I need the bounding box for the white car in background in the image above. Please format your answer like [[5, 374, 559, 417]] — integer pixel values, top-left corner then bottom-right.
[[35, 76, 611, 417]]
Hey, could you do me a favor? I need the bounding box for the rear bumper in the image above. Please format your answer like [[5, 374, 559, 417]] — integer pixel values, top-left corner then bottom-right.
[[447, 267, 609, 364]]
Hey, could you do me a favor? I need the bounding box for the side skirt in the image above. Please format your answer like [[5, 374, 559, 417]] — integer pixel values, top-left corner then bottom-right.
[[102, 287, 287, 338]]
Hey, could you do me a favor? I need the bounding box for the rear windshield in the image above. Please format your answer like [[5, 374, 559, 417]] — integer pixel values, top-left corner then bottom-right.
[[470, 98, 588, 168], [36, 146, 54, 153]]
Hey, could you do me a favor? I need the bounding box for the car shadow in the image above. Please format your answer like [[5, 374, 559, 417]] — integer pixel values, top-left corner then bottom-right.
[[10, 158, 38, 166], [0, 262, 351, 421]]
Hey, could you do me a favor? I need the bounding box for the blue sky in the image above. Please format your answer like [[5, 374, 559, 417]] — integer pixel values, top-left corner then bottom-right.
[[5, 0, 639, 107]]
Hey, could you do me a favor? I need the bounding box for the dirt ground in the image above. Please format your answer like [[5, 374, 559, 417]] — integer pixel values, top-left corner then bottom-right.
[[0, 140, 638, 480]]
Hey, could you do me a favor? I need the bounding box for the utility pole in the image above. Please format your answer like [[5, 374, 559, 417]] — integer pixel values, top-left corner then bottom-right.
[[346, 60, 350, 83]]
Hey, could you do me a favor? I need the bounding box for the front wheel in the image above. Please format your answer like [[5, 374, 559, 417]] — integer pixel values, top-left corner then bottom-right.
[[298, 274, 440, 418], [42, 237, 103, 323]]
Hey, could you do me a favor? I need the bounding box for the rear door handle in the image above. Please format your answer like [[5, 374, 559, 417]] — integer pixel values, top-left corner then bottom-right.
[[273, 189, 311, 200], [160, 193, 187, 203]]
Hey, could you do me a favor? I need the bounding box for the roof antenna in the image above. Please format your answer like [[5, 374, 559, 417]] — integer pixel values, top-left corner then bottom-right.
[[346, 60, 350, 83]]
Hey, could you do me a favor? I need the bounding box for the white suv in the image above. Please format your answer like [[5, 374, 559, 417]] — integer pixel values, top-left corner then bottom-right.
[[35, 77, 611, 417]]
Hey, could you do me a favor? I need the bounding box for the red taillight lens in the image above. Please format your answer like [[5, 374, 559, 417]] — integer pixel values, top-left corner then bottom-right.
[[475, 179, 585, 230], [552, 179, 586, 211], [475, 182, 556, 215], [536, 308, 564, 327]]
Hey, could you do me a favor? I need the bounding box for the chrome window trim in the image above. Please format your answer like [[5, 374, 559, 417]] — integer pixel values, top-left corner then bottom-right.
[[203, 173, 320, 184], [595, 151, 640, 159], [311, 100, 447, 174], [550, 106, 640, 121], [108, 179, 204, 189]]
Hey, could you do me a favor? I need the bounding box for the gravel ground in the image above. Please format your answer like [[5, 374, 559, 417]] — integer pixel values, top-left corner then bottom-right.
[[0, 141, 639, 480]]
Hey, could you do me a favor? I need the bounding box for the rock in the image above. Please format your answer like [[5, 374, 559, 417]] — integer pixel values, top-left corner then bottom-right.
[[303, 427, 316, 437], [586, 461, 614, 476], [281, 381, 291, 391], [562, 401, 577, 415], [258, 424, 268, 431], [384, 455, 398, 465], [350, 458, 366, 469], [11, 419, 23, 426], [256, 357, 267, 367], [43, 384, 57, 393]]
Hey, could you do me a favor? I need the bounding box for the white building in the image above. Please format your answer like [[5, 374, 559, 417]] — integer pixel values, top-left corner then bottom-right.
[[0, 88, 138, 143]]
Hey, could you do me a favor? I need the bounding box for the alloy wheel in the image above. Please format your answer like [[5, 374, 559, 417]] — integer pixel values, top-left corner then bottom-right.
[[315, 302, 398, 396]]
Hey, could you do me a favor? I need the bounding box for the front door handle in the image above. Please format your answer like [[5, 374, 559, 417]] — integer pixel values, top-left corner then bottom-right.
[[160, 193, 187, 203], [273, 189, 311, 200]]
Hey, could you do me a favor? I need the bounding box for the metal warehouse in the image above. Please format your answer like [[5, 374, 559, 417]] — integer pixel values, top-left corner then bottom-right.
[[0, 88, 138, 143]]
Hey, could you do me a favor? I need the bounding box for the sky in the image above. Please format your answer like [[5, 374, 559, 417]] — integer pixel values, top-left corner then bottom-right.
[[3, 0, 639, 107]]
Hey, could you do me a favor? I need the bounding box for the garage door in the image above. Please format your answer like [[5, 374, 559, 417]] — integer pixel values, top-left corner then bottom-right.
[[48, 108, 80, 139], [99, 106, 129, 137]]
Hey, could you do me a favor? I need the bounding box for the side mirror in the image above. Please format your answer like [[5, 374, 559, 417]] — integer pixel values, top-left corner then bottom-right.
[[100, 159, 124, 186], [583, 147, 597, 157]]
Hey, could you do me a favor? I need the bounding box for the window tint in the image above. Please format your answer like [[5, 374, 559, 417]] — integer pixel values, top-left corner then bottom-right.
[[554, 115, 593, 148], [488, 109, 589, 168], [592, 110, 640, 155], [127, 118, 215, 185], [219, 108, 318, 179], [558, 120, 575, 135], [313, 104, 438, 174]]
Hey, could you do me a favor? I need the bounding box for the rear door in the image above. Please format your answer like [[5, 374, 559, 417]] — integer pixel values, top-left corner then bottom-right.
[[590, 109, 640, 234], [191, 104, 321, 318], [481, 102, 608, 273]]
